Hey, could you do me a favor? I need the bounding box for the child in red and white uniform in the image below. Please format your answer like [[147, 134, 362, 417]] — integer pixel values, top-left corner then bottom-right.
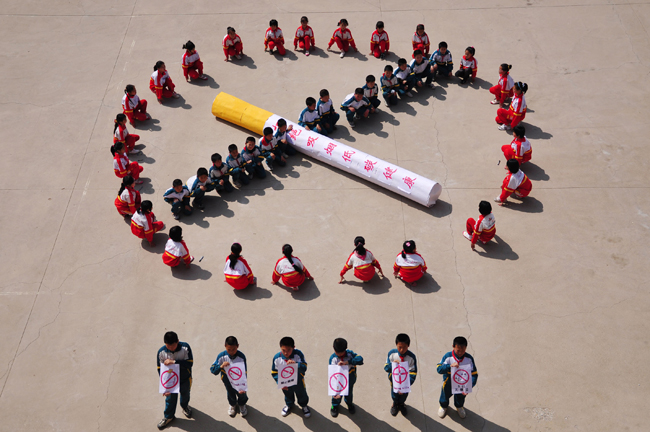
[[327, 19, 357, 58], [182, 41, 207, 82], [502, 125, 532, 164], [464, 201, 496, 250], [489, 63, 514, 106], [114, 175, 141, 217], [496, 81, 528, 131], [150, 61, 180, 103], [393, 240, 427, 286], [223, 27, 243, 61], [113, 113, 140, 155], [122, 84, 149, 126], [272, 244, 313, 291], [339, 236, 384, 283], [264, 19, 286, 56], [495, 159, 532, 205], [412, 24, 430, 57], [131, 200, 164, 247], [111, 142, 143, 182], [455, 46, 477, 85], [163, 226, 193, 268], [370, 21, 390, 59], [224, 243, 256, 290], [294, 16, 315, 56]]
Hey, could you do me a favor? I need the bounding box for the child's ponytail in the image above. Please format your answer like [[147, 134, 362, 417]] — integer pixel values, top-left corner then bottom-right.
[[183, 40, 195, 51], [354, 236, 366, 256], [114, 113, 126, 134], [337, 19, 348, 27], [125, 84, 135, 95], [110, 142, 124, 156], [282, 244, 303, 274], [153, 60, 164, 72], [139, 200, 152, 215], [229, 243, 242, 269], [500, 63, 511, 73], [515, 81, 528, 94], [402, 240, 416, 258], [118, 175, 134, 196]]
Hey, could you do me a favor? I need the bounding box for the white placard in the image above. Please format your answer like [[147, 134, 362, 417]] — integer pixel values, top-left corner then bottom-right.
[[328, 365, 350, 396], [159, 363, 180, 394], [391, 361, 411, 394], [277, 363, 299, 389], [451, 364, 473, 394], [225, 363, 248, 392]]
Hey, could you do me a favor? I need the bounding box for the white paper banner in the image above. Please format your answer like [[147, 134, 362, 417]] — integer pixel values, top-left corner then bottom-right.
[[391, 361, 411, 394], [451, 364, 473, 394], [226, 363, 248, 392], [328, 365, 350, 396], [265, 115, 442, 207], [159, 363, 180, 394], [277, 363, 299, 389]]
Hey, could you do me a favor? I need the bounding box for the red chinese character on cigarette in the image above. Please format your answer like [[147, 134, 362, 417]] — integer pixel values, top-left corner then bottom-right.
[[383, 166, 397, 180], [288, 128, 301, 140], [272, 124, 278, 131], [306, 136, 318, 147], [342, 150, 355, 162], [402, 176, 417, 189], [325, 142, 337, 156], [363, 159, 377, 172]]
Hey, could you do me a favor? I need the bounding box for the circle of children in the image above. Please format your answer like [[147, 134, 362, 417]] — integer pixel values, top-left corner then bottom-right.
[[107, 17, 533, 429]]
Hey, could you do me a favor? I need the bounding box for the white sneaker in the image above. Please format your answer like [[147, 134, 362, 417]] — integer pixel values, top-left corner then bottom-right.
[[438, 406, 447, 418], [406, 91, 414, 97], [235, 54, 242, 60], [457, 407, 467, 419], [305, 51, 310, 57], [340, 51, 345, 58], [228, 405, 237, 417], [497, 124, 511, 131], [490, 99, 500, 105], [494, 196, 502, 203], [281, 405, 291, 417], [463, 231, 472, 241], [239, 404, 248, 417], [265, 160, 274, 171], [129, 149, 141, 155], [199, 75, 208, 80], [173, 93, 180, 99]]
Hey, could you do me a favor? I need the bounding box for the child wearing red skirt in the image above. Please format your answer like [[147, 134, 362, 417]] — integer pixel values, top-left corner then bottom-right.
[[224, 243, 256, 290], [131, 200, 164, 247], [113, 113, 140, 155], [223, 27, 243, 61], [370, 21, 390, 59], [163, 226, 193, 268], [182, 41, 207, 82], [264, 19, 286, 56], [464, 201, 496, 250], [150, 61, 180, 103], [495, 159, 532, 205], [496, 81, 528, 131], [489, 64, 514, 106], [502, 125, 532, 164], [393, 240, 427, 287], [122, 84, 149, 126], [339, 236, 384, 283], [327, 19, 357, 58], [114, 175, 141, 217], [111, 142, 143, 182], [294, 16, 315, 56], [272, 244, 313, 291]]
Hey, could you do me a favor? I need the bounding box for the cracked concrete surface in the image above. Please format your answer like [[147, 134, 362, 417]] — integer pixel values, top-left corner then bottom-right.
[[1, 0, 649, 431]]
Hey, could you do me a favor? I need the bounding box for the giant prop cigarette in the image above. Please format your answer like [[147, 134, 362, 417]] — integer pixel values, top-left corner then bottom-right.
[[211, 93, 442, 207]]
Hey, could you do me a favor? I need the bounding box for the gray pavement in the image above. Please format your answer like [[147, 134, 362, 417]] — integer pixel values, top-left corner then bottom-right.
[[1, 0, 649, 431]]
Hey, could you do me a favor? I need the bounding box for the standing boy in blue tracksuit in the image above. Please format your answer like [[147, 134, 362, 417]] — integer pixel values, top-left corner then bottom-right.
[[384, 333, 417, 417], [156, 331, 193, 430], [317, 89, 340, 134], [163, 179, 193, 220], [272, 336, 311, 418], [436, 336, 478, 420], [329, 338, 364, 418], [210, 336, 249, 418], [209, 153, 235, 195], [299, 97, 326, 135], [241, 136, 267, 179], [186, 167, 214, 210], [340, 88, 371, 128], [429, 41, 453, 79], [362, 75, 381, 111], [410, 49, 434, 88], [380, 65, 404, 106], [226, 143, 250, 188], [259, 127, 286, 171]]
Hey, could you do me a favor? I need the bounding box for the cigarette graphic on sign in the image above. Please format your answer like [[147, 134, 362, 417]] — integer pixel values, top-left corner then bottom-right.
[[211, 92, 443, 207]]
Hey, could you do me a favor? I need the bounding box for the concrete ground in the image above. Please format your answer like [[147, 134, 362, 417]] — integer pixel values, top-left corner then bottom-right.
[[1, 0, 649, 431]]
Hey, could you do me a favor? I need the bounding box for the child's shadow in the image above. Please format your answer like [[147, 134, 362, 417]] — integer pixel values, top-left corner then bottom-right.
[[171, 407, 240, 432], [523, 123, 553, 140], [353, 115, 390, 138], [135, 152, 156, 164], [446, 407, 513, 431], [135, 118, 161, 132], [347, 404, 401, 431], [233, 284, 273, 301], [140, 232, 167, 253], [271, 155, 312, 180], [383, 52, 399, 63], [171, 263, 212, 280], [388, 100, 417, 116], [402, 272, 441, 294], [190, 74, 220, 89], [275, 279, 320, 301], [243, 406, 294, 431], [310, 47, 329, 58], [300, 406, 348, 432], [522, 162, 549, 181], [343, 274, 392, 295], [182, 196, 236, 228], [402, 405, 458, 431], [164, 94, 192, 110], [230, 54, 257, 69], [348, 50, 368, 61], [471, 77, 493, 90], [411, 85, 431, 106], [504, 196, 543, 213], [431, 85, 447, 101], [331, 124, 357, 142], [274, 50, 299, 61], [136, 178, 155, 195], [474, 235, 519, 261]]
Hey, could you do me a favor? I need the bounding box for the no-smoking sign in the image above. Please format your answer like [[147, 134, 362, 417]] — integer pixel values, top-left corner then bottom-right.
[[228, 366, 243, 381], [161, 369, 179, 389], [281, 367, 295, 379], [453, 369, 470, 385], [329, 373, 348, 392], [159, 363, 180, 394]]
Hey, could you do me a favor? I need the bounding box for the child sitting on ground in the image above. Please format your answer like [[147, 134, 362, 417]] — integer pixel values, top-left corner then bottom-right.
[[272, 244, 313, 291], [150, 61, 180, 103], [489, 63, 514, 106], [412, 24, 430, 56], [464, 201, 496, 250], [122, 84, 150, 126], [299, 97, 325, 135], [317, 90, 340, 134], [181, 41, 207, 82], [241, 137, 267, 179], [223, 27, 243, 61], [381, 65, 403, 106], [223, 243, 256, 290], [131, 200, 164, 247], [429, 41, 453, 80], [339, 236, 384, 283], [226, 144, 251, 188], [264, 19, 286, 55], [455, 46, 477, 85], [393, 240, 427, 286], [341, 88, 371, 128], [209, 153, 235, 194], [362, 75, 381, 110], [259, 127, 286, 171], [395, 58, 414, 97], [114, 175, 141, 217], [163, 179, 193, 220], [294, 16, 315, 56], [495, 159, 532, 205], [409, 50, 433, 88], [163, 226, 193, 268], [502, 125, 532, 164], [370, 21, 390, 59], [187, 167, 214, 210], [327, 19, 357, 58]]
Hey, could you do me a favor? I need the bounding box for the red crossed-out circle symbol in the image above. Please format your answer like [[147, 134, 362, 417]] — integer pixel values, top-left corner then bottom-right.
[[161, 369, 179, 389], [329, 373, 348, 392], [393, 365, 408, 384], [228, 366, 243, 381], [453, 369, 470, 385], [281, 365, 296, 379]]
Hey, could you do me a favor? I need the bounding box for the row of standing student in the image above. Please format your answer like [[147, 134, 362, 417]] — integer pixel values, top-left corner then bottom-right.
[[155, 331, 477, 430]]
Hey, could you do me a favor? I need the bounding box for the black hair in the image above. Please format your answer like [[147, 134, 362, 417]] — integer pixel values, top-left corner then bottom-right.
[[306, 97, 316, 106], [172, 179, 183, 188], [416, 24, 425, 31], [229, 243, 242, 269], [211, 153, 222, 163], [118, 175, 134, 196], [514, 81, 528, 94], [453, 336, 468, 347], [401, 240, 416, 258], [337, 19, 349, 26], [114, 113, 127, 133], [506, 158, 520, 174], [164, 331, 179, 344], [398, 58, 407, 66], [225, 336, 239, 346], [282, 244, 303, 274], [300, 16, 308, 23], [183, 40, 195, 51], [384, 65, 393, 72], [277, 118, 287, 127], [263, 127, 273, 136], [196, 167, 208, 177], [333, 338, 348, 353], [269, 19, 278, 27], [413, 49, 422, 57], [376, 21, 384, 29], [500, 63, 512, 73], [280, 336, 295, 348], [139, 200, 152, 214], [227, 26, 236, 33], [513, 125, 525, 137], [110, 141, 124, 156], [466, 46, 476, 56], [245, 136, 256, 144], [320, 89, 329, 97], [125, 84, 135, 94], [153, 60, 165, 71], [479, 200, 492, 216], [439, 41, 448, 49], [354, 87, 364, 95], [395, 333, 410, 346], [354, 236, 366, 256], [169, 226, 183, 242], [366, 74, 376, 83], [228, 143, 238, 153]]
